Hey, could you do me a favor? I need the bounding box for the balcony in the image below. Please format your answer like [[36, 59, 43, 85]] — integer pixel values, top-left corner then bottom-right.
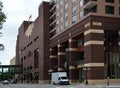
[[84, 0, 97, 9], [84, 4, 97, 16], [50, 0, 57, 11]]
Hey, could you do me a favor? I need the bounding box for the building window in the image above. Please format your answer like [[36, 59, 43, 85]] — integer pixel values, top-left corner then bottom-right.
[[79, 10, 83, 18], [56, 4, 59, 9], [105, 5, 114, 14], [60, 25, 63, 31], [79, 0, 83, 8], [56, 28, 59, 34], [54, 0, 57, 3], [60, 17, 63, 23], [72, 5, 76, 13], [60, 0, 63, 6], [24, 56, 26, 60], [72, 0, 76, 3], [21, 58, 23, 65], [119, 7, 120, 15], [56, 12, 59, 18], [104, 30, 119, 79], [64, 21, 68, 28], [64, 12, 68, 19], [34, 48, 39, 68], [106, 0, 114, 3], [60, 9, 62, 14], [56, 20, 59, 26], [64, 3, 68, 11], [72, 15, 76, 23]]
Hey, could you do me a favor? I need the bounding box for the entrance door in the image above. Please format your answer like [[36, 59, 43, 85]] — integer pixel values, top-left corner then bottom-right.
[[79, 68, 84, 83]]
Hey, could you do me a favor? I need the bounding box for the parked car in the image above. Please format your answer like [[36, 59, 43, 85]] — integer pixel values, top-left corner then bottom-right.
[[10, 80, 16, 84], [3, 80, 9, 85]]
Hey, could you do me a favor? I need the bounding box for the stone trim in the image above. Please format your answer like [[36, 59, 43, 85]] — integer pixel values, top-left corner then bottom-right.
[[58, 52, 66, 55], [77, 64, 84, 68], [48, 69, 53, 72], [118, 31, 120, 35], [84, 29, 104, 35], [49, 48, 52, 51], [92, 22, 102, 26], [77, 63, 104, 68], [84, 22, 90, 28], [49, 55, 57, 59], [84, 63, 104, 67], [69, 48, 78, 51], [58, 68, 64, 71], [69, 39, 77, 43], [69, 66, 76, 70], [119, 42, 120, 46], [58, 44, 61, 47], [84, 40, 104, 46]]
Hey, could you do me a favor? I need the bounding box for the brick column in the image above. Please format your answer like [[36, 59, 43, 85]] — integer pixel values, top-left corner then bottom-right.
[[84, 29, 104, 81], [57, 44, 66, 71], [119, 31, 120, 78], [49, 47, 58, 72], [69, 39, 79, 83]]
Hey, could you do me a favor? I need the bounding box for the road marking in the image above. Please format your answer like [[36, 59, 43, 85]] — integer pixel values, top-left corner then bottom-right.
[[98, 85, 103, 87], [55, 86, 74, 88]]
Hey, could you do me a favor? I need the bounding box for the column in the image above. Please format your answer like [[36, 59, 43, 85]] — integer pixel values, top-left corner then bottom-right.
[[84, 29, 104, 83], [49, 47, 58, 73], [69, 38, 79, 83], [118, 31, 120, 78], [57, 44, 66, 71]]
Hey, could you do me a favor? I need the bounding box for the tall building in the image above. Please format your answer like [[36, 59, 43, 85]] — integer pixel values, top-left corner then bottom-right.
[[16, 1, 50, 83], [49, 0, 120, 84], [10, 56, 16, 65]]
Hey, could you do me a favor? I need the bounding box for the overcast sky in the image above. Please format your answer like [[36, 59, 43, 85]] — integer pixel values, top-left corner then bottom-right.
[[0, 0, 49, 65]]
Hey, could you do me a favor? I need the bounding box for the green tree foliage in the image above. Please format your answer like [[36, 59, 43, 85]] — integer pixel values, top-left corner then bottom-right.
[[0, 1, 6, 51], [0, 1, 6, 26]]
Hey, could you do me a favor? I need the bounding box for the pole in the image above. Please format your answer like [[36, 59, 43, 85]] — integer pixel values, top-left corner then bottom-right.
[[107, 77, 109, 86], [85, 66, 88, 85]]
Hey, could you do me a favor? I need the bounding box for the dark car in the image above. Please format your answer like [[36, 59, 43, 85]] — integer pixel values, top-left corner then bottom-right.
[[3, 80, 9, 85], [10, 80, 16, 84]]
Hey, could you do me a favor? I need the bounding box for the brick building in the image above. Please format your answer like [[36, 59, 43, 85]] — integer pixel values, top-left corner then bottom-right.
[[49, 0, 120, 84], [16, 2, 50, 83], [16, 0, 120, 84]]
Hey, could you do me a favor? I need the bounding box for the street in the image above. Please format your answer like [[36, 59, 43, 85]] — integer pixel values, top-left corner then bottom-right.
[[0, 83, 120, 88]]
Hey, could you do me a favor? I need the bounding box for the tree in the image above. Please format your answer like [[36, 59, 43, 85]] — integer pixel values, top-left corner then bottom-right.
[[0, 1, 6, 51], [0, 1, 6, 25]]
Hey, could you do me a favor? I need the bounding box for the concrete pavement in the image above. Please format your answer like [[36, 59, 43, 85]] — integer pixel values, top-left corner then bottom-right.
[[1, 83, 120, 88]]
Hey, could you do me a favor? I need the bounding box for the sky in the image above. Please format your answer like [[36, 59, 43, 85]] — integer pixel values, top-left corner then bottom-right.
[[0, 0, 49, 65]]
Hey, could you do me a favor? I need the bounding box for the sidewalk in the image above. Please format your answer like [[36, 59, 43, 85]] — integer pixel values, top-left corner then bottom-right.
[[71, 83, 120, 88]]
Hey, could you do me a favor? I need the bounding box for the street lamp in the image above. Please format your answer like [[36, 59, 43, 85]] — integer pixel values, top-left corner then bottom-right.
[[84, 64, 89, 85]]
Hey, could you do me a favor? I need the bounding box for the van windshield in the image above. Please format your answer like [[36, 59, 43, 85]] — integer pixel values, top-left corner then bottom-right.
[[61, 77, 67, 79]]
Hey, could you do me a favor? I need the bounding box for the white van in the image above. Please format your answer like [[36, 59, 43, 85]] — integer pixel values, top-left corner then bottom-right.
[[51, 72, 69, 85]]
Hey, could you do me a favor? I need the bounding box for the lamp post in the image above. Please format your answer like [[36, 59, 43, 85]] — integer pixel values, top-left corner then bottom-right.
[[84, 64, 88, 85]]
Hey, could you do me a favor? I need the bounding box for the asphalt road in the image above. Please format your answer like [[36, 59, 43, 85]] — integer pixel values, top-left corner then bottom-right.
[[0, 83, 120, 88]]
